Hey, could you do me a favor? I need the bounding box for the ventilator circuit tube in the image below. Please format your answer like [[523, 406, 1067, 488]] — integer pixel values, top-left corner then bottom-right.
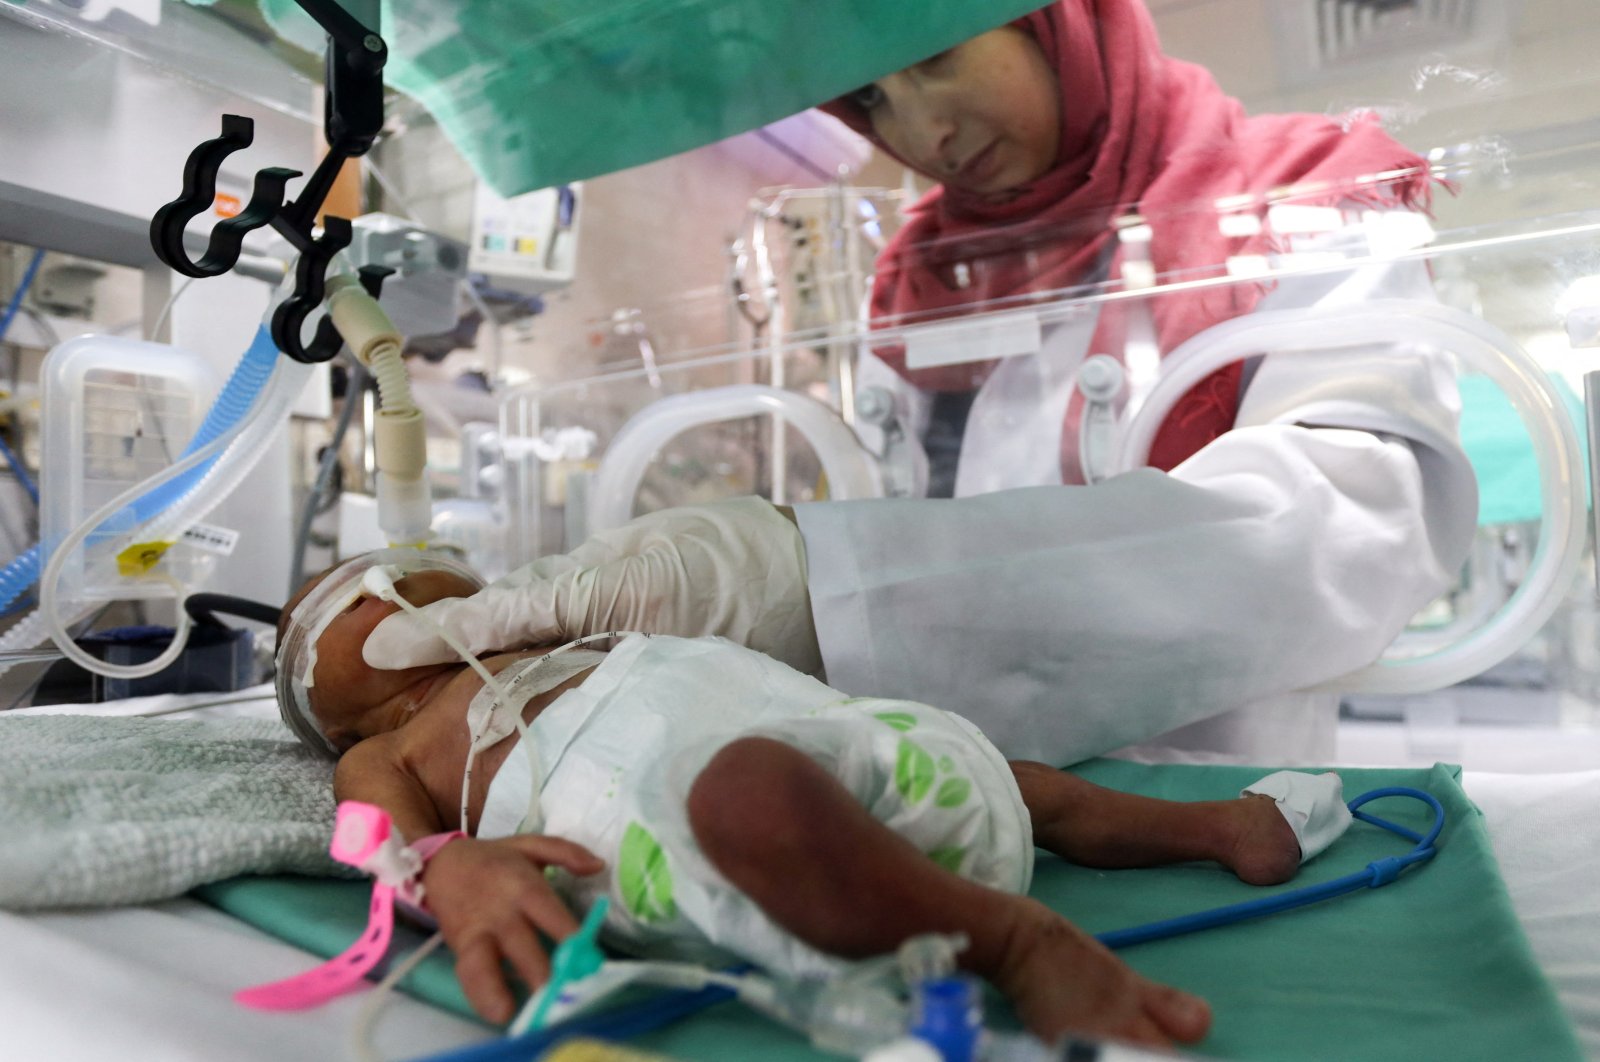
[[324, 274, 432, 546], [0, 325, 279, 616], [26, 338, 312, 680], [1112, 299, 1587, 696], [0, 326, 292, 676]]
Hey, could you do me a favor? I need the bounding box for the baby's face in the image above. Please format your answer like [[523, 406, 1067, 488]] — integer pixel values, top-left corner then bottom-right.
[[306, 569, 481, 749]]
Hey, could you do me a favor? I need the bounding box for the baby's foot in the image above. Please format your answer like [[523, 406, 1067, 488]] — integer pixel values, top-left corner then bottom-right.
[[993, 900, 1211, 1049], [1221, 794, 1301, 886]]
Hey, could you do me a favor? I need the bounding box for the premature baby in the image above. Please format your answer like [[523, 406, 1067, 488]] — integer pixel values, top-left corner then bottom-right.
[[278, 551, 1322, 1050]]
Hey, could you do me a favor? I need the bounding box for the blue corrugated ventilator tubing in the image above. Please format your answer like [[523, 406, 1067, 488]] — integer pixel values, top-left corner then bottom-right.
[[0, 324, 280, 611], [0, 249, 46, 506]]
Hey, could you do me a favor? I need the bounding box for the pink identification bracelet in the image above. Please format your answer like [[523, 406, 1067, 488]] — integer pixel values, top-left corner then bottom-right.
[[235, 801, 464, 1011]]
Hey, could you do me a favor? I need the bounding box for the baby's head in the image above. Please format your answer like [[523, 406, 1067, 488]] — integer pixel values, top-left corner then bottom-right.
[[276, 549, 485, 759]]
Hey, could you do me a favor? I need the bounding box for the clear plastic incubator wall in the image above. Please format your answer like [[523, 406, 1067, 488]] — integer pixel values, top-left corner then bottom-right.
[[480, 18, 1600, 746], [3, 0, 1600, 764]]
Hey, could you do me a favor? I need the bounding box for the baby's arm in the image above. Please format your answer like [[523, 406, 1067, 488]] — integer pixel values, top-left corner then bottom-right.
[[333, 737, 445, 841], [332, 738, 605, 1024]]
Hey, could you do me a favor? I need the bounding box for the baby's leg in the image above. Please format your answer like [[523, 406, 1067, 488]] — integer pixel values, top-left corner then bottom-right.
[[687, 737, 1211, 1049], [1010, 762, 1299, 886]]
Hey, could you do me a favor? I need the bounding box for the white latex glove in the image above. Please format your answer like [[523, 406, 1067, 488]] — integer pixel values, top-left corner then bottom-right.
[[362, 496, 823, 674]]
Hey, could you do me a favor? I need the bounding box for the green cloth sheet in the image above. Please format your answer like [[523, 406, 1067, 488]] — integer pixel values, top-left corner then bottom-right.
[[195, 760, 1581, 1061], [252, 0, 1053, 195]]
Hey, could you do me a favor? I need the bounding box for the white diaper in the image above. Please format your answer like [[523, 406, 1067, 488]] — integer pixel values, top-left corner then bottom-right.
[[478, 634, 1033, 979]]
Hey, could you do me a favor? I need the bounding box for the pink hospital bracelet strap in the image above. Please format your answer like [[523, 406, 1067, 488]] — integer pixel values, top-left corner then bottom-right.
[[234, 802, 464, 1011]]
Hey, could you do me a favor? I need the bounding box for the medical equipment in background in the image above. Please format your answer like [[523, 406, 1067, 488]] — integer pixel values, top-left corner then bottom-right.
[[345, 214, 470, 340], [427, 422, 512, 583], [469, 183, 582, 297], [495, 187, 902, 562], [0, 0, 483, 684], [0, 320, 301, 679], [586, 385, 882, 535], [148, 0, 387, 365], [729, 186, 899, 499], [0, 259, 437, 684]]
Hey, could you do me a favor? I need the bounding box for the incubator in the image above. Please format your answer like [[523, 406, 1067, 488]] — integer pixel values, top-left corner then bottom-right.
[[488, 163, 1596, 702], [0, 0, 1590, 741], [2, 3, 1600, 1062]]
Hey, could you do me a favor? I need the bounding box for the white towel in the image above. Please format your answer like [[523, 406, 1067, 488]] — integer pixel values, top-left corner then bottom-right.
[[0, 714, 351, 910]]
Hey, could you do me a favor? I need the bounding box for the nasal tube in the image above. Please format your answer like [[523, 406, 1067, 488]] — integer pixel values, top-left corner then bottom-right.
[[324, 275, 432, 546]]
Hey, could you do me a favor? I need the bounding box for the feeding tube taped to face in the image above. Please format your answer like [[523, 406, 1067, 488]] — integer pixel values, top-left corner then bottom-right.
[[274, 548, 485, 759]]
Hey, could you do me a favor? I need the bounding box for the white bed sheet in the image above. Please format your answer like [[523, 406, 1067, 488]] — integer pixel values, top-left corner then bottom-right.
[[1470, 769, 1600, 1060], [4, 691, 1598, 1061]]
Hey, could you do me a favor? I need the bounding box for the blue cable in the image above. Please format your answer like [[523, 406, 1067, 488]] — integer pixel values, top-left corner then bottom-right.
[[404, 788, 1443, 1062], [0, 249, 47, 507], [1095, 786, 1444, 950], [0, 248, 45, 345]]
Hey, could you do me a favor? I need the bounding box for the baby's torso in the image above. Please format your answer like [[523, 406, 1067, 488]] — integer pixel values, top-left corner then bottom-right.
[[454, 634, 1033, 977], [472, 635, 869, 841], [395, 650, 603, 833]]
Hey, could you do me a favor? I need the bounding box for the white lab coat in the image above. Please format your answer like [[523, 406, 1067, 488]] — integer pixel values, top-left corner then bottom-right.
[[795, 234, 1479, 767]]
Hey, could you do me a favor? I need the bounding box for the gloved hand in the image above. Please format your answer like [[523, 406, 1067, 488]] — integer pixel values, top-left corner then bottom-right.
[[362, 496, 823, 674]]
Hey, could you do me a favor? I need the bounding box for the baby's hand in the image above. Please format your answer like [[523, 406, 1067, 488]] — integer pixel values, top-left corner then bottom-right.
[[421, 835, 606, 1023]]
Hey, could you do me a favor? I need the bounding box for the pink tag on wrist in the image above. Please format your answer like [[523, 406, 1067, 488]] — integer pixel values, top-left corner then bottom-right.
[[234, 802, 463, 1011]]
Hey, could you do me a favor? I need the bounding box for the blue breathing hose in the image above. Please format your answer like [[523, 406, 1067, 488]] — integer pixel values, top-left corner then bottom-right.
[[0, 248, 45, 345], [132, 325, 279, 516], [0, 249, 47, 507], [0, 324, 279, 612], [405, 787, 1444, 1062]]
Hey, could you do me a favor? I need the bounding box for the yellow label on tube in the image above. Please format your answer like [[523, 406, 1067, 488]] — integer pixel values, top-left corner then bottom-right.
[[116, 541, 173, 576]]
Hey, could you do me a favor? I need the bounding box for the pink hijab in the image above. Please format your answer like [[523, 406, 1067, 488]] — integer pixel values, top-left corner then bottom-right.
[[822, 0, 1433, 479]]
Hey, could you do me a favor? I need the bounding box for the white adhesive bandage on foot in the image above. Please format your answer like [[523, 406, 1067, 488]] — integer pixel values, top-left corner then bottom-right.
[[1243, 770, 1353, 863]]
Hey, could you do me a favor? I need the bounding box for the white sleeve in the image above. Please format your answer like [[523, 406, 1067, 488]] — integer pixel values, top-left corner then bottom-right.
[[797, 235, 1479, 767], [1228, 221, 1479, 575], [796, 428, 1455, 766]]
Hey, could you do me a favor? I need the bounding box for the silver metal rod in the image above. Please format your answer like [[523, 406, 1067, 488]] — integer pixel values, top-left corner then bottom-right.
[[1584, 370, 1600, 598], [0, 648, 65, 665]]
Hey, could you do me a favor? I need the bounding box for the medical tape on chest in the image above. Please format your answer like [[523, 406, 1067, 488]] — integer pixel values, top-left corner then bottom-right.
[[465, 650, 609, 754], [464, 633, 652, 836]]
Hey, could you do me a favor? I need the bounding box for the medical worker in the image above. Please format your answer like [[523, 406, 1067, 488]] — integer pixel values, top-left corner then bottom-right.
[[365, 0, 1478, 766]]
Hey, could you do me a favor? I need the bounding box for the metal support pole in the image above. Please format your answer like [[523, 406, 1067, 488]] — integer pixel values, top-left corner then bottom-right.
[[1584, 370, 1600, 597]]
